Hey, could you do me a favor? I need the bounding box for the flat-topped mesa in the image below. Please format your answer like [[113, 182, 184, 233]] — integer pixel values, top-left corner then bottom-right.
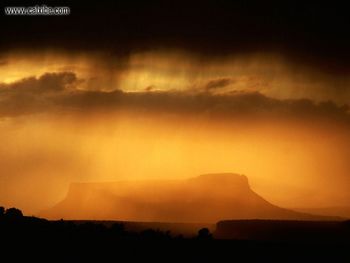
[[189, 173, 249, 189], [42, 173, 334, 222]]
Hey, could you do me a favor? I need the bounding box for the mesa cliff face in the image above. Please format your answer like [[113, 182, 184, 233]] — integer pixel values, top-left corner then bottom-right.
[[42, 173, 327, 222]]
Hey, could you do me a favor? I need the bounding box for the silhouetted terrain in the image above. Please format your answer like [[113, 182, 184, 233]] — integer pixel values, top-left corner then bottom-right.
[[42, 173, 337, 222], [71, 220, 214, 237], [215, 219, 350, 242], [2, 206, 350, 262]]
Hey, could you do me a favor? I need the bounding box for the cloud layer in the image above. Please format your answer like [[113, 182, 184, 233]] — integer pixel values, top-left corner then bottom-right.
[[0, 71, 349, 128]]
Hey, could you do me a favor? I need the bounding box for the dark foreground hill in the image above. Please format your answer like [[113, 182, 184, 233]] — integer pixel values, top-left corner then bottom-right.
[[215, 219, 350, 241], [71, 220, 215, 237], [42, 173, 336, 222], [1, 207, 350, 262]]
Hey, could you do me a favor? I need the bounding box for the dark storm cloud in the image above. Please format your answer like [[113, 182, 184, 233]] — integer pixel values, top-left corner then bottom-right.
[[205, 78, 233, 91], [0, 72, 76, 94], [0, 1, 349, 75], [1, 72, 349, 125], [0, 72, 77, 117], [0, 60, 7, 66]]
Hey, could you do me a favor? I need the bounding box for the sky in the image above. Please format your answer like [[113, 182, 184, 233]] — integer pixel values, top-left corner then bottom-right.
[[0, 1, 350, 215]]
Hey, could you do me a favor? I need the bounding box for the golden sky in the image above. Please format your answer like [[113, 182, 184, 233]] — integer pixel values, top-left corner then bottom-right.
[[1, 49, 350, 215]]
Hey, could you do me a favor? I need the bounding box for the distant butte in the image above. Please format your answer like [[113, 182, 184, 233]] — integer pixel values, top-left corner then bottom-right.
[[41, 173, 339, 222]]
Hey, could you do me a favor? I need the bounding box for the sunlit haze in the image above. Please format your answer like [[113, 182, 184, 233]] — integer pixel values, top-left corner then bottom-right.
[[1, 49, 350, 216]]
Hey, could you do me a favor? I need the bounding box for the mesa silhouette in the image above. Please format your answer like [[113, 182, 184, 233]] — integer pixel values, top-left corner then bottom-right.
[[42, 173, 336, 222], [3, 206, 350, 262]]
